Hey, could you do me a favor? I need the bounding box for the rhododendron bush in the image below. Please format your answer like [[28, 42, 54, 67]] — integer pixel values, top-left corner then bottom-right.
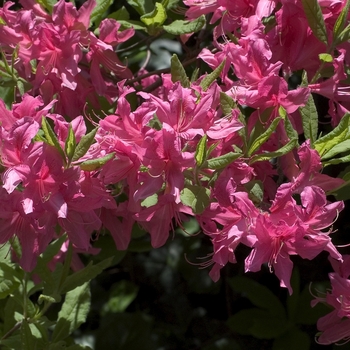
[[0, 0, 350, 348]]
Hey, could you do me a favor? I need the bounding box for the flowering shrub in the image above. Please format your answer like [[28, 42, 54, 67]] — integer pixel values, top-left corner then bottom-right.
[[0, 0, 349, 348]]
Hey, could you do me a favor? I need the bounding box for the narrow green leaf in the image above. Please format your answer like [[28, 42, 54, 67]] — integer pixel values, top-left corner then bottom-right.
[[301, 0, 328, 45], [117, 19, 148, 31], [163, 15, 206, 35], [79, 152, 115, 171], [127, 0, 154, 15], [90, 0, 114, 25], [250, 138, 298, 163], [52, 282, 91, 342], [200, 60, 225, 92], [0, 263, 21, 299], [248, 117, 282, 156], [71, 128, 97, 162], [299, 93, 318, 144], [283, 111, 298, 141], [140, 2, 167, 30], [41, 117, 66, 163], [20, 319, 34, 350], [321, 139, 350, 160], [333, 0, 350, 46], [229, 276, 286, 317], [180, 186, 211, 214], [220, 92, 237, 117], [204, 152, 241, 169], [195, 135, 207, 167], [314, 113, 350, 157], [170, 54, 190, 88], [323, 153, 350, 166], [60, 257, 113, 294], [65, 124, 76, 161], [245, 180, 264, 205], [337, 24, 350, 44]]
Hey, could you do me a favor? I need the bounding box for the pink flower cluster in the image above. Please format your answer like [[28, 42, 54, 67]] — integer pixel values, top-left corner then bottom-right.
[[0, 0, 349, 343]]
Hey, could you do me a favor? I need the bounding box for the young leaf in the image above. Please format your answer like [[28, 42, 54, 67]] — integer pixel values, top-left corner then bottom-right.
[[127, 0, 154, 15], [195, 135, 207, 167], [180, 185, 210, 214], [320, 139, 350, 160], [333, 0, 350, 46], [52, 282, 91, 342], [65, 124, 76, 162], [204, 152, 241, 169], [299, 93, 318, 144], [60, 257, 113, 294], [200, 60, 225, 92], [71, 128, 97, 162], [319, 53, 333, 63], [220, 92, 237, 117], [170, 54, 190, 88], [301, 0, 328, 45], [41, 117, 66, 163], [163, 15, 206, 35], [314, 113, 350, 157], [79, 152, 115, 171], [248, 117, 282, 156], [90, 0, 114, 25], [140, 2, 167, 34]]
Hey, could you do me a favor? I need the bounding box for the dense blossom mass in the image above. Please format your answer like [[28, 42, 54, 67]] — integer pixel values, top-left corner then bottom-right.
[[0, 0, 349, 345]]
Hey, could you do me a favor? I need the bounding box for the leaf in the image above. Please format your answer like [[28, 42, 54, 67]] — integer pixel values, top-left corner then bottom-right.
[[108, 6, 130, 21], [35, 0, 57, 13], [65, 124, 76, 162], [71, 128, 97, 162], [250, 138, 298, 163], [228, 276, 286, 317], [48, 341, 67, 350], [141, 193, 158, 207], [319, 53, 333, 63], [180, 186, 211, 214], [117, 20, 148, 31], [195, 135, 207, 167], [323, 153, 350, 166], [79, 152, 115, 171], [248, 117, 282, 156], [200, 60, 225, 92], [60, 257, 113, 294], [127, 0, 154, 15], [333, 0, 350, 46], [227, 309, 288, 339], [301, 0, 328, 45], [140, 2, 167, 33], [0, 263, 21, 299], [102, 280, 139, 314], [203, 152, 241, 170], [220, 92, 237, 117], [52, 282, 91, 342], [314, 113, 350, 157], [321, 139, 350, 160], [299, 93, 318, 144], [41, 117, 66, 163], [245, 180, 263, 205], [20, 319, 35, 350], [90, 0, 114, 25], [171, 54, 190, 88], [337, 24, 350, 44], [163, 15, 206, 35]]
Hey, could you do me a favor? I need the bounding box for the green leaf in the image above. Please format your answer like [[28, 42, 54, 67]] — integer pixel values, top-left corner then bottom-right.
[[272, 327, 310, 350], [163, 15, 206, 35], [60, 257, 113, 294], [321, 139, 350, 160], [171, 54, 190, 88], [41, 117, 66, 163], [333, 0, 350, 46], [102, 280, 139, 314], [90, 0, 114, 25], [48, 341, 67, 350], [195, 135, 207, 167], [108, 6, 130, 21], [180, 185, 211, 214], [140, 2, 167, 34], [20, 319, 34, 350], [116, 19, 148, 31], [52, 282, 91, 342], [0, 263, 21, 299], [250, 138, 298, 163], [228, 276, 286, 317], [204, 152, 241, 169], [248, 117, 282, 156], [200, 60, 225, 92], [141, 193, 158, 207], [314, 113, 350, 157], [301, 0, 328, 45], [65, 124, 76, 162], [227, 309, 288, 339], [245, 180, 263, 205], [79, 152, 115, 171], [337, 24, 350, 44], [220, 92, 237, 117], [323, 153, 350, 166], [319, 53, 333, 63], [127, 0, 154, 15], [72, 128, 97, 162], [299, 93, 318, 144], [35, 0, 56, 13]]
